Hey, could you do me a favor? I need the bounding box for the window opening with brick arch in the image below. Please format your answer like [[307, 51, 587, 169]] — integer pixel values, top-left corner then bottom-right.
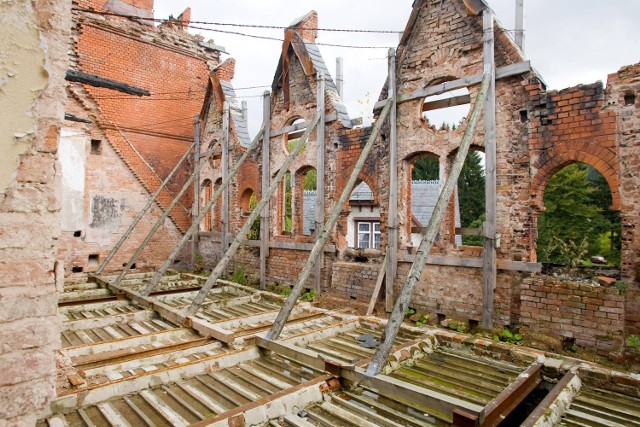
[[346, 180, 379, 249], [296, 166, 317, 236], [285, 117, 307, 154], [456, 148, 485, 247], [536, 162, 621, 268], [421, 86, 470, 130], [201, 179, 213, 232], [239, 188, 260, 240]]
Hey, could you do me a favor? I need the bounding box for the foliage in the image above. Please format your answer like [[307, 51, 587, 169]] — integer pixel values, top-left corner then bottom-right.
[[414, 313, 430, 327], [412, 156, 439, 181], [228, 267, 247, 286], [550, 235, 590, 275], [462, 214, 485, 246], [458, 151, 486, 228], [193, 252, 206, 274], [615, 281, 628, 295], [280, 287, 292, 297], [446, 319, 467, 333], [404, 307, 416, 316], [247, 193, 260, 240], [492, 327, 523, 345], [537, 163, 619, 264], [300, 289, 316, 302], [626, 335, 640, 353], [303, 169, 317, 190]]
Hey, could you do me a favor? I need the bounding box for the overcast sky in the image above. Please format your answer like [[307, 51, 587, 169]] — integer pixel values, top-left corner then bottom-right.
[[154, 0, 639, 135]]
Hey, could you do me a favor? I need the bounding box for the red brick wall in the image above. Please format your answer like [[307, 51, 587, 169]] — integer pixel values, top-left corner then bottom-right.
[[331, 262, 380, 302], [520, 277, 624, 355]]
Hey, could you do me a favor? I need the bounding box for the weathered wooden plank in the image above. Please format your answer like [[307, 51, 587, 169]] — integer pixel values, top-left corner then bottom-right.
[[66, 69, 150, 96], [222, 102, 230, 251], [367, 254, 387, 316], [423, 94, 471, 111], [397, 252, 540, 272], [260, 92, 271, 290], [373, 61, 531, 111], [315, 72, 326, 293], [386, 48, 399, 313], [269, 112, 338, 137], [482, 8, 497, 330], [242, 238, 336, 253]]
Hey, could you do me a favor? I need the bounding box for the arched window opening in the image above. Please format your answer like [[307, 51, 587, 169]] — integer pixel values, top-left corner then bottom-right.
[[537, 163, 621, 268], [201, 179, 212, 232], [213, 178, 223, 232], [422, 87, 470, 130], [296, 167, 318, 236], [457, 150, 485, 246], [346, 181, 380, 249], [239, 188, 260, 240], [285, 118, 307, 154]]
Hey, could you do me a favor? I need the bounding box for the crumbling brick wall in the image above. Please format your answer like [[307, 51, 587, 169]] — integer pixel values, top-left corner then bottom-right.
[[520, 277, 624, 356], [331, 262, 381, 302], [0, 0, 70, 424]]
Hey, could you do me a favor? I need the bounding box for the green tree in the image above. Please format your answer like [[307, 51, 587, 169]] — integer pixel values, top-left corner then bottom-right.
[[412, 156, 439, 180], [458, 150, 485, 228], [537, 163, 610, 263]]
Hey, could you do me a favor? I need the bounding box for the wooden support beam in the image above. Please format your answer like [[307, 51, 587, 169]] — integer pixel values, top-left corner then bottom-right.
[[366, 72, 492, 377], [482, 8, 497, 331], [396, 253, 541, 273], [221, 102, 230, 251], [314, 73, 326, 293], [366, 253, 387, 315], [260, 91, 271, 290], [386, 48, 399, 313], [373, 61, 531, 111], [65, 69, 150, 96], [183, 115, 321, 316], [423, 94, 471, 111], [269, 112, 338, 137], [191, 116, 201, 270], [95, 142, 194, 275], [141, 127, 264, 296], [265, 99, 393, 342], [480, 362, 542, 427]]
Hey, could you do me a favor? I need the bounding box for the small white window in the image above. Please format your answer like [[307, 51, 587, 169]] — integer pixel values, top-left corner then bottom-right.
[[356, 221, 381, 249]]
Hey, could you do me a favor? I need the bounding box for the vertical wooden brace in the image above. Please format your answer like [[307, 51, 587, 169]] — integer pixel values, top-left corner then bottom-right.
[[260, 91, 271, 290], [386, 48, 399, 313], [482, 8, 497, 330], [314, 72, 326, 293], [191, 116, 201, 269], [221, 101, 230, 250]]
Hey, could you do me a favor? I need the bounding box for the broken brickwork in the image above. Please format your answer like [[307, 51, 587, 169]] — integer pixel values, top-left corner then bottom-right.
[[0, 0, 71, 424], [60, 0, 221, 274], [196, 2, 639, 348]]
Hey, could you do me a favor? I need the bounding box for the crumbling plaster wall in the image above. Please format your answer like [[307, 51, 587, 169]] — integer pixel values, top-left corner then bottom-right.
[[0, 0, 71, 424]]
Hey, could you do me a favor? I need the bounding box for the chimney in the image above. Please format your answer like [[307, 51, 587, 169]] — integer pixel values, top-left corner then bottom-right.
[[288, 10, 318, 42], [176, 7, 191, 31]]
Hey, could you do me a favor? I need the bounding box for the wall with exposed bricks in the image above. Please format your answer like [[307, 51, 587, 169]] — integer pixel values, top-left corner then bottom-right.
[[520, 277, 625, 355]]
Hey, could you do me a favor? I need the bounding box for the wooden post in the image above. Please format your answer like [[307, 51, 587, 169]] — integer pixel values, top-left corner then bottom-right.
[[191, 116, 201, 270], [314, 72, 326, 293], [265, 100, 393, 342], [366, 72, 492, 377], [336, 57, 344, 98], [142, 128, 264, 296], [184, 115, 321, 316], [94, 142, 194, 275], [260, 91, 271, 290], [482, 8, 497, 330], [221, 101, 230, 251], [112, 135, 223, 287], [385, 48, 398, 313], [515, 0, 525, 52]]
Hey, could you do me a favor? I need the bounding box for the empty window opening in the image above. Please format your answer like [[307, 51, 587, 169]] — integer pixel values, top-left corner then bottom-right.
[[123, 263, 136, 269], [202, 179, 213, 232], [239, 189, 260, 240], [457, 150, 486, 247], [346, 181, 379, 249], [286, 118, 307, 154], [90, 139, 102, 155], [213, 178, 223, 232], [537, 163, 621, 267], [73, 230, 82, 237], [298, 167, 317, 236], [281, 171, 293, 234], [408, 154, 443, 247], [520, 110, 529, 123], [71, 266, 83, 273], [422, 87, 470, 130], [87, 254, 99, 268], [624, 91, 636, 106]]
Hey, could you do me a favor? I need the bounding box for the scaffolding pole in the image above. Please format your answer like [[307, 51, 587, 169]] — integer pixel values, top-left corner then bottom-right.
[[111, 137, 223, 287], [314, 72, 326, 293], [221, 102, 230, 250], [183, 114, 321, 317], [141, 127, 265, 296], [385, 48, 398, 312], [265, 99, 393, 342], [365, 71, 492, 377], [259, 91, 271, 290], [94, 142, 195, 275]]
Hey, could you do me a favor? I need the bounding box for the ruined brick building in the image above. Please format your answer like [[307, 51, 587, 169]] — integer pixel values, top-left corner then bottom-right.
[[1, 0, 640, 424]]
